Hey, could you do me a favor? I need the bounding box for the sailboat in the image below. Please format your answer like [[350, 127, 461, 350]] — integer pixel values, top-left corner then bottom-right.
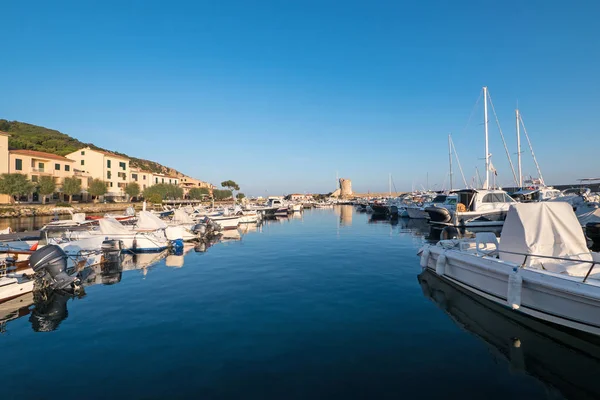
[[427, 87, 516, 227]]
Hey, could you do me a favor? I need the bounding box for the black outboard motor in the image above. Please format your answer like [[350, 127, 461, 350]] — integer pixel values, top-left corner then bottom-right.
[[30, 245, 79, 291]]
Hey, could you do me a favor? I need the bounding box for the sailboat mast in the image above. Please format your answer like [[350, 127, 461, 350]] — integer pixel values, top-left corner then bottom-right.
[[388, 173, 391, 196], [516, 108, 522, 188], [448, 133, 453, 191], [483, 86, 489, 189]]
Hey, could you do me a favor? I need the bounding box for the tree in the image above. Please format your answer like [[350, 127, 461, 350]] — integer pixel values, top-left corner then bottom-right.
[[236, 192, 245, 200], [38, 176, 56, 204], [220, 180, 240, 191], [220, 180, 240, 204], [62, 177, 81, 203], [143, 183, 183, 204], [125, 182, 140, 201], [0, 173, 35, 204], [88, 179, 108, 202], [213, 189, 232, 200], [188, 187, 210, 200]]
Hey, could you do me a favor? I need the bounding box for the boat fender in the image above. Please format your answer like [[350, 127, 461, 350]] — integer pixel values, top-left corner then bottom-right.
[[420, 248, 430, 268], [435, 253, 447, 276], [507, 267, 522, 310]]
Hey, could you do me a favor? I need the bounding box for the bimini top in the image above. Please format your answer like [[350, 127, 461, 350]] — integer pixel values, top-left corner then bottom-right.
[[499, 202, 593, 275]]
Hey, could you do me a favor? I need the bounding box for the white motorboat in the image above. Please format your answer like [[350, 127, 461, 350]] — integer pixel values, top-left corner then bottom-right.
[[426, 189, 516, 227], [419, 202, 600, 336], [289, 203, 302, 212], [0, 273, 34, 303], [208, 215, 241, 230]]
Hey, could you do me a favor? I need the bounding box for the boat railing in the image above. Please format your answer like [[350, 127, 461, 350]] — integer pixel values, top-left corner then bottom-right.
[[492, 248, 597, 283]]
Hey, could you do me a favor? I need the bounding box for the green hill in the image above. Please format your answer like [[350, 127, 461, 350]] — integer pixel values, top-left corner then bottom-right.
[[0, 119, 183, 176]]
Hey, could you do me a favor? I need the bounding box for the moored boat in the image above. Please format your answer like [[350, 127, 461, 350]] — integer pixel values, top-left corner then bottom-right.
[[419, 202, 600, 336]]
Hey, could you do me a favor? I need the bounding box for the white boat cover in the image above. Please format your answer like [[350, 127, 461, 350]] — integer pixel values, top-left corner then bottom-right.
[[99, 217, 132, 235], [173, 209, 194, 224], [575, 203, 600, 227], [137, 211, 168, 230], [500, 203, 593, 275]]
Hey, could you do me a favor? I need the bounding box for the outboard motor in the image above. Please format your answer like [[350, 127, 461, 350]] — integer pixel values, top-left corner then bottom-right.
[[101, 239, 124, 265], [30, 245, 79, 291]]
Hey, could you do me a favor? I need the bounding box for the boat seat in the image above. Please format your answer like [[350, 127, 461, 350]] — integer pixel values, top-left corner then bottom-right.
[[476, 232, 499, 257]]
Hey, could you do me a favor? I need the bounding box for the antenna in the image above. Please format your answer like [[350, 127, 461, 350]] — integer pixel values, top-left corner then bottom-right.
[[516, 107, 523, 188], [448, 134, 453, 191]]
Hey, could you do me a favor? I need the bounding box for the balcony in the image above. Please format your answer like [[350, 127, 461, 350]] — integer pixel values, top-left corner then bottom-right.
[[31, 168, 53, 175]]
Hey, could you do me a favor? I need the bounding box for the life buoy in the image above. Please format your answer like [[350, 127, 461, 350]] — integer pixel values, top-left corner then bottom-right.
[[456, 203, 467, 212]]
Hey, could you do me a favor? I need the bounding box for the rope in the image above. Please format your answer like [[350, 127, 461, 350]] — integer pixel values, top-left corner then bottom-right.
[[450, 136, 469, 188], [487, 90, 519, 186], [518, 113, 545, 186]]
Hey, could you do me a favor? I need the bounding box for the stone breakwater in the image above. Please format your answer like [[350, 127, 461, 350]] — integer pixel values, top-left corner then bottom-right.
[[0, 203, 139, 219]]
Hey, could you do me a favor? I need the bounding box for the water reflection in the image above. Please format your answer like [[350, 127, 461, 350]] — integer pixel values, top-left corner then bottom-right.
[[0, 222, 266, 334], [418, 269, 600, 400]]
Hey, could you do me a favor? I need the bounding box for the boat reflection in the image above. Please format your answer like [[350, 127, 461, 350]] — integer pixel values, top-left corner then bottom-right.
[[0, 293, 33, 334], [418, 269, 600, 400]]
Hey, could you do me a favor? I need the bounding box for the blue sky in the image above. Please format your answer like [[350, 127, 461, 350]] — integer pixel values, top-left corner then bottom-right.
[[1, 0, 599, 195]]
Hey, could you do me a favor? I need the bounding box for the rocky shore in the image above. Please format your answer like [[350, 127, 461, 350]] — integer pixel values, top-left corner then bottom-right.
[[0, 203, 138, 219]]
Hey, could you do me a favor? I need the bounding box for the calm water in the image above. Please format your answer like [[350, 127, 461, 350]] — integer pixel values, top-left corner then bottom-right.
[[1, 207, 598, 399]]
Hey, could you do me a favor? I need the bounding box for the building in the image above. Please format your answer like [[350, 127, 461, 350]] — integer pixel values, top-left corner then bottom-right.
[[150, 172, 179, 186], [0, 132, 10, 203], [285, 193, 314, 201], [179, 175, 213, 197], [8, 149, 92, 203], [130, 167, 153, 191], [66, 147, 130, 200]]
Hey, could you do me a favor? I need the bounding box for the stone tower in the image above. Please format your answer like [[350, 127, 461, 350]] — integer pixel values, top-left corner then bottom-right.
[[339, 178, 353, 198]]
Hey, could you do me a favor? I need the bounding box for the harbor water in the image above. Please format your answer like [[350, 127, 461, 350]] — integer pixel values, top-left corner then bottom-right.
[[1, 206, 597, 399]]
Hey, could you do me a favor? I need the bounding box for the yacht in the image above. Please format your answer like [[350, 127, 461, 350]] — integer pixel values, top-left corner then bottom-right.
[[426, 189, 515, 227]]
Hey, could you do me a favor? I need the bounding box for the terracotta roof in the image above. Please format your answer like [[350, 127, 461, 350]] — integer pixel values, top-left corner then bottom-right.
[[9, 149, 74, 162], [92, 148, 130, 160], [0, 130, 10, 137]]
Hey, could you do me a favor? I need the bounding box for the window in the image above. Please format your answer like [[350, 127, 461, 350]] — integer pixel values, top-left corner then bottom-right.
[[162, 178, 164, 184], [169, 179, 172, 184], [107, 171, 112, 179], [155, 178, 158, 184], [107, 160, 111, 168], [482, 193, 511, 203], [55, 163, 60, 171], [110, 182, 113, 187], [38, 162, 44, 171], [15, 159, 22, 170], [31, 175, 38, 182], [143, 175, 146, 180], [65, 165, 70, 172], [120, 162, 126, 170], [81, 150, 85, 155], [81, 160, 85, 166], [132, 173, 138, 181]]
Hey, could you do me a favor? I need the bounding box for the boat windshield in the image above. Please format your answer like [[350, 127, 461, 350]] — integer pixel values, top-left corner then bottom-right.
[[431, 195, 447, 203]]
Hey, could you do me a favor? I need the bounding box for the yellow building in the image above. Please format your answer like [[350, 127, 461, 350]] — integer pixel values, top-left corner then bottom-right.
[[179, 175, 213, 197], [150, 173, 179, 186], [129, 167, 153, 191], [66, 147, 130, 200], [0, 132, 10, 203], [8, 149, 91, 202]]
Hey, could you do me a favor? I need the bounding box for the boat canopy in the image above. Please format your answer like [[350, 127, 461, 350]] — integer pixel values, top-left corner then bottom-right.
[[137, 211, 168, 230], [499, 203, 593, 275], [173, 209, 194, 224], [99, 217, 132, 235]]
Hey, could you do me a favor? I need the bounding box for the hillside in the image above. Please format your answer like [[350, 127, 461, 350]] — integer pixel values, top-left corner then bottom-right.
[[0, 119, 183, 176]]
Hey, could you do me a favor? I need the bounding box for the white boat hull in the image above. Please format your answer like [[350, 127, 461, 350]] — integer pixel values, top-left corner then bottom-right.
[[406, 207, 427, 219], [421, 245, 600, 336], [0, 276, 34, 302], [209, 216, 241, 230]]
